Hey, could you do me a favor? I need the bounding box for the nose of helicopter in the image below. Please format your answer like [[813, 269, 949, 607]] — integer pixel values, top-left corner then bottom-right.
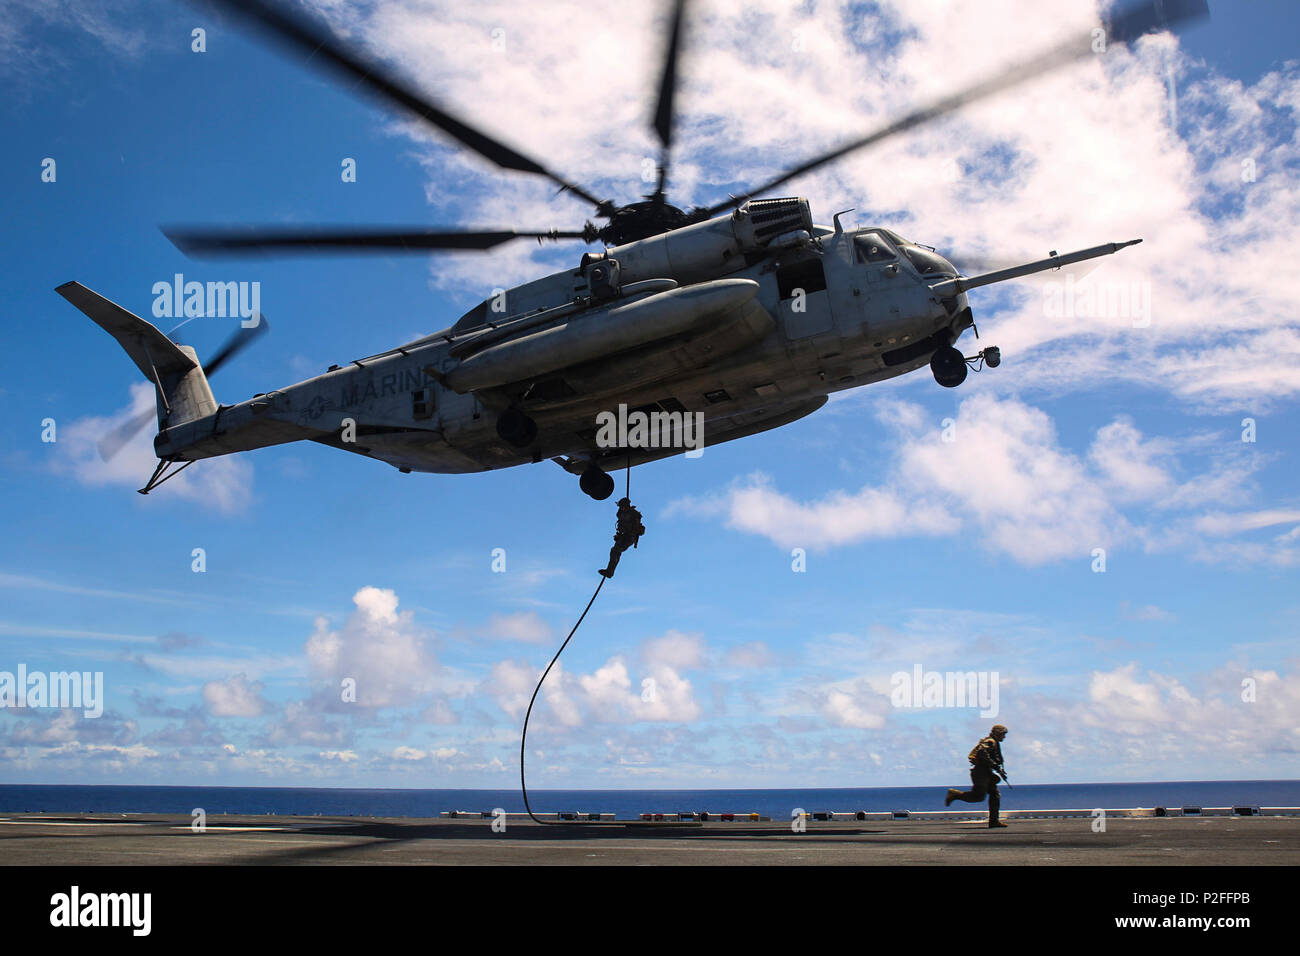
[[899, 242, 959, 278], [927, 249, 958, 276]]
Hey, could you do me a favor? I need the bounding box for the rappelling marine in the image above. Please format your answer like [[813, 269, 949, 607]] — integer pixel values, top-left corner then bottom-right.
[[598, 498, 645, 579]]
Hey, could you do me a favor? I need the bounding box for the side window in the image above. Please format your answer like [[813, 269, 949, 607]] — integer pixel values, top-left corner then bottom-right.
[[854, 234, 896, 263], [776, 258, 827, 299], [412, 388, 435, 420]]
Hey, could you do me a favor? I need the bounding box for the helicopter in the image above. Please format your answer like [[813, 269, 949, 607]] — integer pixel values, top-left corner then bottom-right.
[[59, 0, 1206, 501]]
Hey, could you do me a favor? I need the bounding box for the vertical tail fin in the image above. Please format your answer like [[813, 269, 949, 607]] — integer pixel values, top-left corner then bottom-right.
[[56, 281, 217, 429]]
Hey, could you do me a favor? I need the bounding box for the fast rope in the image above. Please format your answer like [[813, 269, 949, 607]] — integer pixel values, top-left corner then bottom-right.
[[519, 459, 634, 826], [519, 573, 606, 825]]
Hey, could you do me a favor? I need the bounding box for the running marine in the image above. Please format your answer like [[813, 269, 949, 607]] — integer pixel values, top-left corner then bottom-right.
[[945, 724, 1010, 827]]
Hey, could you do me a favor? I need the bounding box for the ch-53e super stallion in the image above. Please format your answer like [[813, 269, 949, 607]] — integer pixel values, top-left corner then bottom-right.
[[59, 0, 1205, 500]]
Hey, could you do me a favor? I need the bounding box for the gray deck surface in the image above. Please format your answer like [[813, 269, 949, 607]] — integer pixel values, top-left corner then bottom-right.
[[2, 813, 1296, 865]]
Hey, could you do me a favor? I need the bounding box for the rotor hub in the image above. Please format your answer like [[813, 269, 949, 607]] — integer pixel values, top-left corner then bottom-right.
[[600, 200, 692, 246]]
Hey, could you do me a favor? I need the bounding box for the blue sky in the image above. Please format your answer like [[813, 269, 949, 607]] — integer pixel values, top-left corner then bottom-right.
[[1, 0, 1298, 790]]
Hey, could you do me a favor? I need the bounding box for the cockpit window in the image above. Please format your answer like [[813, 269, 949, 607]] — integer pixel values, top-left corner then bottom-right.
[[854, 233, 896, 264], [901, 245, 956, 276]]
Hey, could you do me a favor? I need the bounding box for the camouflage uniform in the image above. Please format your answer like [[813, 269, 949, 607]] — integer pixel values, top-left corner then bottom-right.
[[599, 498, 645, 579], [945, 726, 1008, 827]]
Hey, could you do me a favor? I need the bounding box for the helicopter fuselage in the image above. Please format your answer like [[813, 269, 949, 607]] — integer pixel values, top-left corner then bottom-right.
[[151, 200, 972, 484]]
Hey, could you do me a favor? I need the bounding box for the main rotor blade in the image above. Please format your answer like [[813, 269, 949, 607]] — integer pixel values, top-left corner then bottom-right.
[[652, 0, 689, 197], [204, 0, 608, 210], [163, 226, 591, 258], [702, 0, 1208, 216]]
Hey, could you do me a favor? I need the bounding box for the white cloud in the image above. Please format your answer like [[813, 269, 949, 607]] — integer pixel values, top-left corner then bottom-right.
[[815, 679, 891, 730], [482, 631, 707, 726], [641, 630, 705, 671], [483, 611, 553, 644], [392, 745, 458, 762], [1119, 601, 1175, 623], [1195, 509, 1300, 536], [724, 641, 774, 668], [6, 708, 137, 747], [896, 394, 1119, 563], [1, 0, 149, 80], [1073, 662, 1300, 757], [667, 474, 953, 551], [637, 664, 702, 723], [263, 700, 348, 748], [1086, 663, 1167, 725], [482, 659, 540, 720], [52, 383, 254, 514], [319, 750, 359, 763], [422, 696, 459, 725], [670, 393, 1279, 565], [201, 674, 268, 717], [79, 743, 158, 763], [133, 651, 300, 680], [1088, 419, 1175, 502], [305, 586, 440, 708], [576, 659, 635, 723]]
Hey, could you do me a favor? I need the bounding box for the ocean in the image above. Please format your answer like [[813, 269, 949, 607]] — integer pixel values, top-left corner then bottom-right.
[[1, 780, 1297, 819]]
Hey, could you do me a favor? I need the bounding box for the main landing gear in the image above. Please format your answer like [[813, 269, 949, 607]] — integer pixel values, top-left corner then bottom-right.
[[550, 455, 618, 500], [931, 345, 1001, 388], [502, 410, 615, 500], [579, 466, 616, 501]]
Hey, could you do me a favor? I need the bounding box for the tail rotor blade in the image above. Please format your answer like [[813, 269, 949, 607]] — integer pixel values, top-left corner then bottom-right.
[[97, 317, 271, 461], [203, 317, 270, 377], [98, 408, 156, 462]]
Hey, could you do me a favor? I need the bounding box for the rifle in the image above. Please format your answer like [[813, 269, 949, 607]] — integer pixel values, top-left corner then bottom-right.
[[997, 767, 1013, 790]]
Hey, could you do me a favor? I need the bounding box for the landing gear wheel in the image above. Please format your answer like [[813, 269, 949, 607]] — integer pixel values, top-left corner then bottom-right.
[[579, 467, 615, 501], [930, 346, 968, 388], [496, 408, 537, 448]]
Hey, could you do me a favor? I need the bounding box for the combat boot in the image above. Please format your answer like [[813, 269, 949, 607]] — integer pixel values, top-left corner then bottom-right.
[[945, 789, 961, 807]]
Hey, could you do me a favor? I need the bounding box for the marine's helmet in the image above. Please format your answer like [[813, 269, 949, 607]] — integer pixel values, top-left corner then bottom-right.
[[991, 724, 1009, 738]]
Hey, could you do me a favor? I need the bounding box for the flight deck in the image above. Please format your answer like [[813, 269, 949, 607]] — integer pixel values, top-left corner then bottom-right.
[[2, 811, 1296, 865]]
